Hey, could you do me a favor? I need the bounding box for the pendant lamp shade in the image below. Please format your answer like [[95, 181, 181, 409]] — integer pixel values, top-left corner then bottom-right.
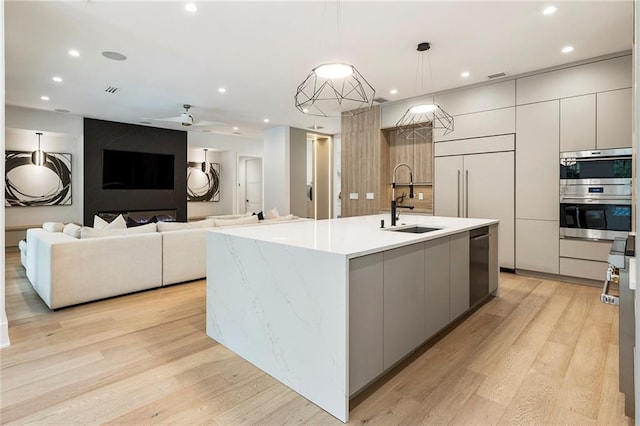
[[31, 132, 47, 166], [201, 148, 208, 173], [396, 42, 454, 140], [295, 62, 376, 117]]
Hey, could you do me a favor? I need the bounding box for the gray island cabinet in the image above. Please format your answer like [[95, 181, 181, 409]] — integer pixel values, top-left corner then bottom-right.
[[206, 214, 498, 423]]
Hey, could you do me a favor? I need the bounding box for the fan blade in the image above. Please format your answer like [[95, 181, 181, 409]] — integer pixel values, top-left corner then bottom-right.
[[152, 116, 185, 123], [192, 120, 225, 127]]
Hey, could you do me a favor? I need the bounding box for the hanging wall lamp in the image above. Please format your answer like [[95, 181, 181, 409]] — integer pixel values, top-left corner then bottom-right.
[[31, 132, 48, 166], [396, 42, 454, 140], [201, 148, 208, 173], [294, 2, 375, 117]]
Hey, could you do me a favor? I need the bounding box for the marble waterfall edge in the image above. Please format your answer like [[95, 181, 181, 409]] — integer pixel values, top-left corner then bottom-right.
[[206, 231, 349, 422]]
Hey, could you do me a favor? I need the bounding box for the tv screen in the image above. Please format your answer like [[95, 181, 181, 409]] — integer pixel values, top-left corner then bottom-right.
[[102, 149, 174, 189]]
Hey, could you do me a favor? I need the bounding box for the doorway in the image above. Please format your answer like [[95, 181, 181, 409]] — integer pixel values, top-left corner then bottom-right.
[[238, 157, 263, 214]]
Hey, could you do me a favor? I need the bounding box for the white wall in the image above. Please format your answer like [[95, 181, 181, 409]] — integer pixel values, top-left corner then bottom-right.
[[1, 0, 10, 348], [5, 107, 84, 228], [263, 126, 290, 213], [187, 132, 262, 219]]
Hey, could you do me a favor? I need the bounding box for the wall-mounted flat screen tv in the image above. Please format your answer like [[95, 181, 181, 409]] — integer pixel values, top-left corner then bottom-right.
[[102, 149, 174, 189]]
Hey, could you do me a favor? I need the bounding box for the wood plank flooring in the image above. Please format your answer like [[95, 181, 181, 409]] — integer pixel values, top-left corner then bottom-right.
[[1, 251, 632, 425]]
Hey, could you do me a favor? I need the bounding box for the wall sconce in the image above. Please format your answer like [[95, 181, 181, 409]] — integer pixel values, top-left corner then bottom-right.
[[201, 148, 208, 173], [31, 132, 48, 166]]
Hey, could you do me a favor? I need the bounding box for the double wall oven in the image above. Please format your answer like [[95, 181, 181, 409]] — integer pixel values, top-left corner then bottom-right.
[[560, 148, 632, 240]]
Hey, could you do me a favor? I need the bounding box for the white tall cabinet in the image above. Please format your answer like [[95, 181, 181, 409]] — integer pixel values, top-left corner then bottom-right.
[[434, 136, 515, 269]]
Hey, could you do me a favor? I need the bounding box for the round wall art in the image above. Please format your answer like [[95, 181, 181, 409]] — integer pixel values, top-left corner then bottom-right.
[[5, 151, 72, 207], [187, 161, 220, 202]]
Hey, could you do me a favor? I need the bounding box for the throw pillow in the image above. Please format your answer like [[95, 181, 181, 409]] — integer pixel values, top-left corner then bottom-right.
[[265, 214, 299, 222], [93, 215, 109, 230], [63, 223, 82, 238], [257, 211, 265, 220], [105, 214, 127, 230], [108, 223, 157, 235], [80, 226, 105, 239], [265, 207, 280, 220], [42, 222, 64, 233], [214, 215, 259, 227]]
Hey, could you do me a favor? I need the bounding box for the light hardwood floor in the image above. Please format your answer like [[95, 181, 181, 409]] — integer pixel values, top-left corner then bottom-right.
[[1, 251, 632, 425]]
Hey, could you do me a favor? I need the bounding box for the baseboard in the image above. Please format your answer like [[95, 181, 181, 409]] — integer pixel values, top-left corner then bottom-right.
[[0, 310, 10, 348]]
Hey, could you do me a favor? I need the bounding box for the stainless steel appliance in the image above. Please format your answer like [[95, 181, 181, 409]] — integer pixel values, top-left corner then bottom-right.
[[601, 234, 635, 418], [469, 226, 490, 308], [560, 149, 632, 240]]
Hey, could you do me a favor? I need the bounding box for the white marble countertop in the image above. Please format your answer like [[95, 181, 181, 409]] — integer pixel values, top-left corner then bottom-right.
[[211, 214, 498, 258]]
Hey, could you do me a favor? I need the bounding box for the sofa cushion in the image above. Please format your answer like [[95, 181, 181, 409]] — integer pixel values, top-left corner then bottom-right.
[[214, 215, 259, 227], [18, 239, 27, 252], [93, 215, 109, 229], [157, 219, 214, 232], [63, 223, 82, 238], [81, 222, 157, 239], [43, 222, 64, 233], [264, 214, 299, 222], [265, 207, 280, 220]]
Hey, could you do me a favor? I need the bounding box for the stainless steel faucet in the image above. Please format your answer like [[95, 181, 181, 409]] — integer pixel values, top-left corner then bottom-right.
[[391, 163, 415, 226]]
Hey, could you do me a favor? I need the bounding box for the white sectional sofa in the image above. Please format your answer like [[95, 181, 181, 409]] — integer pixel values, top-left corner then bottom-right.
[[22, 214, 303, 309]]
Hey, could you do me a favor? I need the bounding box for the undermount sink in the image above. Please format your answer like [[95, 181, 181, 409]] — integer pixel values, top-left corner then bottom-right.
[[390, 226, 441, 234]]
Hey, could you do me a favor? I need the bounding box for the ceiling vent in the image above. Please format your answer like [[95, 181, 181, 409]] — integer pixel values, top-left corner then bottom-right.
[[373, 97, 389, 103], [487, 72, 507, 79], [104, 86, 118, 94]]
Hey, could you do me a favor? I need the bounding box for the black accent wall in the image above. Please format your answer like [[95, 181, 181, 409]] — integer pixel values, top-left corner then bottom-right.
[[84, 118, 187, 224]]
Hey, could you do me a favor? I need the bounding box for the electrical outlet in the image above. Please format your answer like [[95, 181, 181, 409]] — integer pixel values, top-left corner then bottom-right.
[[366, 193, 374, 200], [349, 193, 359, 200], [419, 192, 424, 200]]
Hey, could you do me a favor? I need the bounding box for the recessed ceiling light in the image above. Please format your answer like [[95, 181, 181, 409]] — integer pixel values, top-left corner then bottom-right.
[[102, 51, 127, 61], [562, 45, 574, 53], [52, 76, 63, 83], [185, 3, 197, 12], [218, 87, 226, 93], [140, 121, 152, 125], [233, 126, 239, 131], [390, 89, 398, 95], [302, 108, 309, 113], [461, 71, 470, 78], [543, 5, 557, 15], [40, 96, 50, 101], [263, 118, 270, 123], [68, 49, 80, 57], [54, 109, 70, 113]]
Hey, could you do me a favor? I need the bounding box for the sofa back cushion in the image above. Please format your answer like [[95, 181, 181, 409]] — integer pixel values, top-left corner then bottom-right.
[[63, 223, 82, 238], [157, 219, 215, 232], [214, 215, 259, 227], [43, 222, 64, 233], [80, 222, 157, 239]]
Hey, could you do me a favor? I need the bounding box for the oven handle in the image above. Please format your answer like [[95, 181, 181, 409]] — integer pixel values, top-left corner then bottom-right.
[[601, 279, 620, 305], [560, 197, 632, 205], [567, 156, 632, 162]]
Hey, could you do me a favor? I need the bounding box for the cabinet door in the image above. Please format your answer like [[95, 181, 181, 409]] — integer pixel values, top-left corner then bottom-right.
[[383, 243, 426, 369], [597, 88, 632, 149], [349, 253, 384, 395], [560, 94, 596, 152], [516, 101, 559, 221], [434, 155, 464, 217], [464, 151, 515, 269], [425, 237, 450, 339], [515, 219, 559, 274], [450, 232, 470, 320]]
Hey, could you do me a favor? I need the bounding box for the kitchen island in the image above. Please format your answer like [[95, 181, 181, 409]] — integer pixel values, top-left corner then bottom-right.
[[206, 214, 499, 422]]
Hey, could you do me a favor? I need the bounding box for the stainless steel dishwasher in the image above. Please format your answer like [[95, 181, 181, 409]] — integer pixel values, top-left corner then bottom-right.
[[469, 227, 490, 308]]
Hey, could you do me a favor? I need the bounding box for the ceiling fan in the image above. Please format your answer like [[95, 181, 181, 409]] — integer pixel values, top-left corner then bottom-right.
[[148, 104, 223, 127]]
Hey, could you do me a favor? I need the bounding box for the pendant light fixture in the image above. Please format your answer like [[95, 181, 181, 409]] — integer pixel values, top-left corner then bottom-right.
[[294, 1, 375, 117], [396, 42, 454, 140], [31, 132, 47, 166], [201, 148, 208, 173]]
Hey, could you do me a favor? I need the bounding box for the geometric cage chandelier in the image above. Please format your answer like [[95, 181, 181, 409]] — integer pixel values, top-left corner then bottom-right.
[[396, 42, 454, 140], [294, 1, 375, 117], [294, 62, 376, 117]]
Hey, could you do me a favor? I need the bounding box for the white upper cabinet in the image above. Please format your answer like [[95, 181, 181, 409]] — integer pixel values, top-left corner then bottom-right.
[[560, 94, 596, 152], [597, 88, 632, 149]]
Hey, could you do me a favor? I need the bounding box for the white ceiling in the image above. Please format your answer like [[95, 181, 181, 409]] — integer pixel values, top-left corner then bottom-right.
[[5, 1, 633, 140]]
